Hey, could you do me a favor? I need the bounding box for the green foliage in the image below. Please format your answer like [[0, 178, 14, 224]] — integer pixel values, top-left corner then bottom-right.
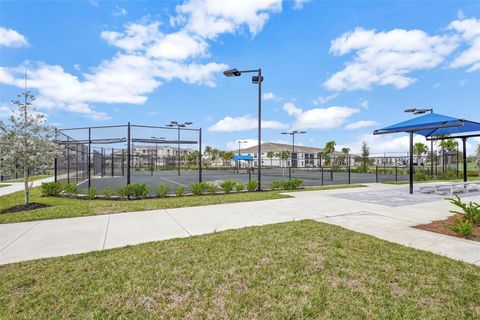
[[204, 182, 217, 194], [414, 172, 430, 181], [270, 180, 284, 190], [101, 187, 115, 199], [87, 187, 96, 200], [436, 171, 456, 180], [40, 182, 63, 197], [156, 184, 170, 198], [246, 180, 258, 192], [448, 195, 480, 225], [219, 180, 236, 194], [234, 182, 244, 192], [117, 185, 131, 200], [63, 183, 78, 197], [270, 178, 303, 190], [175, 186, 185, 197], [190, 182, 206, 196], [450, 217, 474, 238], [130, 183, 151, 199]]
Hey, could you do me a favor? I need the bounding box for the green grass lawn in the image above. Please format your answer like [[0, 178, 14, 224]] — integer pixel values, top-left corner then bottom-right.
[[1, 175, 52, 183], [1, 220, 478, 319], [0, 185, 366, 224], [0, 184, 10, 188]]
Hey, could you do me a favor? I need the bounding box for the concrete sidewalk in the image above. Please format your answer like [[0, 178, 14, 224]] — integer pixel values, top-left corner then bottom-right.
[[0, 176, 54, 196], [1, 183, 480, 266]]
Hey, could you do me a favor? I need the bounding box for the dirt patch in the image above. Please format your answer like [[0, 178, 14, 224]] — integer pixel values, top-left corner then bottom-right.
[[0, 202, 50, 214], [414, 215, 480, 241]]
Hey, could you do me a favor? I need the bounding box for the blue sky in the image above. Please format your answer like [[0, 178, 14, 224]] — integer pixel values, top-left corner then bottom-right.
[[0, 0, 479, 154]]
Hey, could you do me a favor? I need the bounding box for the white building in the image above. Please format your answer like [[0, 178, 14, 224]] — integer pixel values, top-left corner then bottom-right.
[[131, 145, 195, 167]]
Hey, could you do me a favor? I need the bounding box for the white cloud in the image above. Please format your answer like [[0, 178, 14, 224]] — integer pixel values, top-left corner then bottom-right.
[[459, 78, 468, 86], [226, 138, 259, 150], [293, 0, 310, 10], [345, 120, 378, 130], [325, 27, 458, 91], [283, 102, 359, 129], [262, 92, 278, 100], [0, 27, 29, 48], [448, 17, 480, 72], [346, 133, 429, 155], [112, 6, 128, 17], [312, 93, 338, 105], [208, 115, 287, 132], [175, 0, 283, 39], [359, 99, 369, 109]]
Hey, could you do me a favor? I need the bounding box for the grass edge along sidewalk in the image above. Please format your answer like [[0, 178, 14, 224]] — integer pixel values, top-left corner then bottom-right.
[[1, 220, 479, 319], [0, 184, 367, 224], [1, 175, 52, 183]]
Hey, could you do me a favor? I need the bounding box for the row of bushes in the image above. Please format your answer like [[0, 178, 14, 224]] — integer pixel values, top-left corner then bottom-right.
[[189, 180, 258, 195], [270, 178, 303, 190], [448, 196, 480, 238]]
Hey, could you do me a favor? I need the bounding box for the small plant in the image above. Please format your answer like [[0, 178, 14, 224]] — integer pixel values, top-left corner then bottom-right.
[[63, 182, 78, 197], [219, 180, 236, 194], [156, 184, 170, 198], [40, 182, 63, 197], [190, 182, 206, 196], [87, 187, 96, 200], [117, 185, 132, 200], [101, 187, 115, 199], [450, 217, 474, 238], [288, 178, 303, 190], [235, 182, 244, 193], [270, 180, 284, 190], [204, 182, 217, 194], [247, 180, 258, 192], [175, 186, 185, 197], [130, 183, 151, 199], [414, 172, 430, 182], [448, 195, 480, 225]]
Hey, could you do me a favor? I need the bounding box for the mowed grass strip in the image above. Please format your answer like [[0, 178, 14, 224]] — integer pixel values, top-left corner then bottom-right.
[[1, 220, 479, 319], [1, 175, 52, 183], [0, 185, 366, 224], [0, 184, 10, 188]]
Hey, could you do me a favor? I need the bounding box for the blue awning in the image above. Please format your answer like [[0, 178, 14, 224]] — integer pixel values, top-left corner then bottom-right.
[[233, 155, 253, 161], [373, 113, 474, 136]]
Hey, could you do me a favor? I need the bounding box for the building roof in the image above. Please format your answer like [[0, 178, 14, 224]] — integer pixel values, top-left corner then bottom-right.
[[240, 142, 325, 154]]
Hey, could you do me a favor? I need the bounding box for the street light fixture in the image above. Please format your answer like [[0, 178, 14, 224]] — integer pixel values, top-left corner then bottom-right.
[[224, 67, 263, 190], [166, 121, 192, 175], [281, 130, 307, 168], [404, 107, 434, 177]]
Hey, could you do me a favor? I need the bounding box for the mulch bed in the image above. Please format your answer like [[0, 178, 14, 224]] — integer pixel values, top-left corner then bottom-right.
[[414, 215, 480, 241], [0, 202, 50, 214]]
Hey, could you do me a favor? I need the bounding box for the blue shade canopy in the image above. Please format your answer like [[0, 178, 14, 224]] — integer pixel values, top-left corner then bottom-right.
[[233, 155, 253, 161], [373, 113, 480, 137]]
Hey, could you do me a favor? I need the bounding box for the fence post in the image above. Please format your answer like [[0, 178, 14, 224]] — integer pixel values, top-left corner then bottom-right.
[[88, 127, 91, 188], [321, 167, 324, 186], [199, 128, 202, 183], [395, 166, 398, 181], [375, 165, 378, 183], [330, 168, 333, 181], [54, 128, 58, 182], [127, 122, 131, 186], [111, 148, 114, 177], [288, 166, 292, 180], [67, 137, 70, 184], [348, 157, 351, 184]]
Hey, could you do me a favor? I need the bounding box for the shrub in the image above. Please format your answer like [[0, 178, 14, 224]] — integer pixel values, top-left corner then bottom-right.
[[270, 180, 284, 190], [450, 217, 474, 238], [289, 178, 303, 189], [436, 171, 456, 180], [64, 182, 79, 197], [101, 187, 115, 199], [247, 180, 258, 192], [190, 182, 206, 195], [40, 182, 63, 197], [204, 182, 217, 194], [175, 186, 185, 197], [448, 195, 480, 225], [130, 183, 151, 199], [87, 187, 96, 200], [235, 182, 244, 193], [414, 172, 430, 181], [219, 180, 236, 194], [156, 184, 170, 198], [117, 185, 131, 200]]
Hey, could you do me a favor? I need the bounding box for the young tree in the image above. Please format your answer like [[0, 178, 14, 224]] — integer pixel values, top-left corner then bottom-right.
[[361, 141, 369, 172], [413, 142, 428, 164], [341, 147, 350, 166], [266, 151, 275, 167], [323, 141, 336, 165], [0, 89, 58, 205]]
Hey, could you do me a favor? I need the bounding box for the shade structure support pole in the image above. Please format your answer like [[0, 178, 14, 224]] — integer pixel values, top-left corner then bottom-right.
[[409, 131, 414, 194], [430, 140, 434, 178], [462, 137, 467, 183], [199, 128, 202, 183], [257, 68, 262, 191]]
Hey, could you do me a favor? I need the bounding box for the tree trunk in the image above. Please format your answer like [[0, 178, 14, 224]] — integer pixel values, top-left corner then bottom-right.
[[24, 167, 29, 205]]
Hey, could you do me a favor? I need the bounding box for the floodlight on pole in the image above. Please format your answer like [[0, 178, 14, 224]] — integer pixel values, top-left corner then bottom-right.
[[166, 121, 193, 175], [281, 130, 307, 168], [224, 67, 263, 190]]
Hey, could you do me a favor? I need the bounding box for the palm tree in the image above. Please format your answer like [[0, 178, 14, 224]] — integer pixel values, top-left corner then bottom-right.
[[323, 141, 336, 165], [439, 138, 458, 169], [266, 151, 275, 167], [341, 147, 350, 166], [413, 142, 428, 165], [276, 151, 290, 167]]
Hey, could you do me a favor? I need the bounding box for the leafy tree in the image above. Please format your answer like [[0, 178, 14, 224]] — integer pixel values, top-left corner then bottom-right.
[[439, 138, 459, 167], [361, 141, 369, 172], [323, 141, 336, 165], [0, 89, 58, 205], [266, 151, 275, 167], [276, 151, 290, 167], [413, 142, 428, 164], [340, 147, 350, 165]]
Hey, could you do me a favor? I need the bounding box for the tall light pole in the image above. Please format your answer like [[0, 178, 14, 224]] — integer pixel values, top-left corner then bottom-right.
[[166, 121, 192, 175], [224, 67, 263, 190], [281, 130, 306, 168], [405, 108, 434, 177], [150, 136, 165, 171]]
